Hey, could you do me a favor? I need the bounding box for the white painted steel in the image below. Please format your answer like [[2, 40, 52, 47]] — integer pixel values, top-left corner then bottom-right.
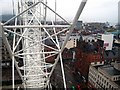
[[2, 0, 88, 89], [20, 0, 48, 88], [4, 25, 70, 28]]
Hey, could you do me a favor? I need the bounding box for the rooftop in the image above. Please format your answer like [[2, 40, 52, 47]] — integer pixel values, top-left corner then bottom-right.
[[100, 65, 120, 76], [93, 64, 120, 87], [94, 64, 104, 69]]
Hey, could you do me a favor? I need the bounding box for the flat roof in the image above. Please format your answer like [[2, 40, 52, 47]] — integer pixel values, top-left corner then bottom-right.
[[93, 64, 120, 87], [100, 65, 120, 76], [93, 64, 104, 69]]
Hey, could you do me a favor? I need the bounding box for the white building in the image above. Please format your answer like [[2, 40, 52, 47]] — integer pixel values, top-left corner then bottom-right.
[[60, 33, 80, 49], [97, 34, 114, 50], [88, 64, 120, 89]]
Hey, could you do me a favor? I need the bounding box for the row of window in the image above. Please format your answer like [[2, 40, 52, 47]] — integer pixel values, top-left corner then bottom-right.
[[89, 66, 118, 90], [2, 56, 11, 60], [88, 77, 95, 87], [1, 62, 11, 66], [89, 72, 96, 81], [113, 76, 120, 81], [62, 38, 78, 41], [89, 67, 97, 77], [97, 74, 118, 89]]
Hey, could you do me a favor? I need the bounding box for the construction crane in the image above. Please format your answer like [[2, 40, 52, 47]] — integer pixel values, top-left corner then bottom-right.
[[0, 0, 87, 89]]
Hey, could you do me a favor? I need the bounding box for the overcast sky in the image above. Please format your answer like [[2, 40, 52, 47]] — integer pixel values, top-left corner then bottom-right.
[[0, 0, 119, 25]]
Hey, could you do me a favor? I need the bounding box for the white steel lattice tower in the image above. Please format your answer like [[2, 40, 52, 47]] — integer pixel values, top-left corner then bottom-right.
[[1, 0, 87, 89], [21, 0, 47, 88]]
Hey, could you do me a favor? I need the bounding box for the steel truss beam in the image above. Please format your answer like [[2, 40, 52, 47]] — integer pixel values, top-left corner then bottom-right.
[[1, 0, 88, 89]]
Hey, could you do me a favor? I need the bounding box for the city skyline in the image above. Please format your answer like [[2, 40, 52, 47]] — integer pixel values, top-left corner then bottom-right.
[[0, 0, 119, 25]]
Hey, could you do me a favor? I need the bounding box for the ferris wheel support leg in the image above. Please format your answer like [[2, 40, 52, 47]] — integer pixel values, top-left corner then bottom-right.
[[47, 0, 88, 86], [61, 0, 88, 52], [1, 23, 25, 89], [59, 53, 67, 89], [1, 23, 15, 89], [12, 56, 15, 90]]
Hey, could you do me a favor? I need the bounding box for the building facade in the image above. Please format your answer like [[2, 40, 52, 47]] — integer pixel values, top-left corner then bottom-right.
[[88, 64, 120, 89]]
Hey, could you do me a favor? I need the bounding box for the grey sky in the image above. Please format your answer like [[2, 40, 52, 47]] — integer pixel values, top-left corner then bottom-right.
[[0, 0, 119, 24]]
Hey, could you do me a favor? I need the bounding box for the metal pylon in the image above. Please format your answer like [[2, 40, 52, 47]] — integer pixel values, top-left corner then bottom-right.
[[1, 0, 87, 89]]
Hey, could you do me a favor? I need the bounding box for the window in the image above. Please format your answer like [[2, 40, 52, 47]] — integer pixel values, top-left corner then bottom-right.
[[119, 77, 120, 80], [103, 85, 105, 89], [107, 82, 108, 86], [112, 87, 113, 90], [95, 62, 97, 64], [114, 77, 116, 81], [102, 78, 103, 82], [98, 75, 99, 78], [74, 42, 75, 46], [109, 85, 111, 88], [102, 84, 103, 87], [100, 61, 102, 63], [116, 77, 118, 80]]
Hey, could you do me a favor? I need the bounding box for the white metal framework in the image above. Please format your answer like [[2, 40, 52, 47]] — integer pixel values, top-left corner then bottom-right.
[[1, 0, 87, 89]]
